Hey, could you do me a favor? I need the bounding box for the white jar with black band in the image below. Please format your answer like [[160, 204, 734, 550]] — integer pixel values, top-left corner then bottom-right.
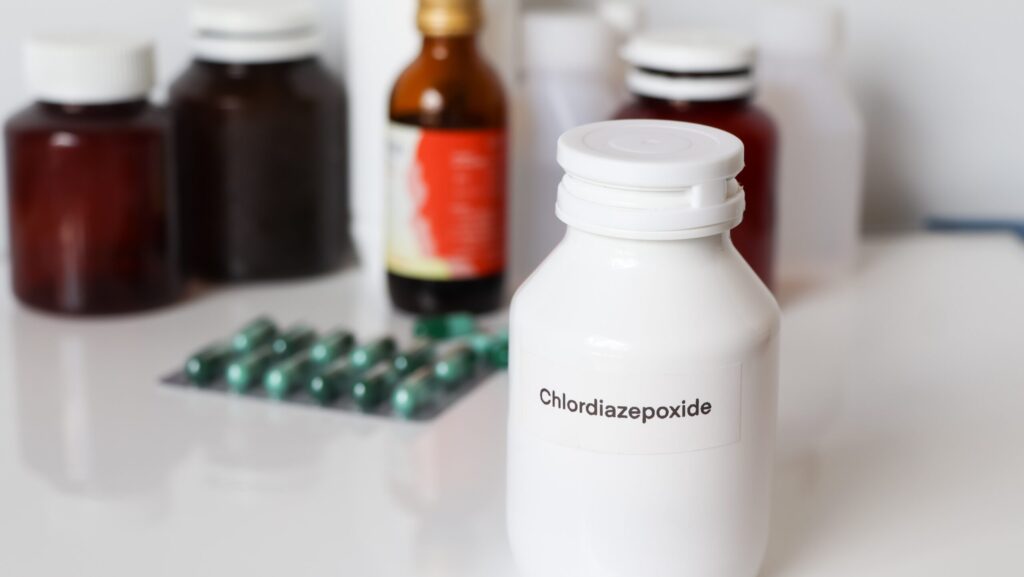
[[507, 119, 780, 577], [614, 29, 778, 289]]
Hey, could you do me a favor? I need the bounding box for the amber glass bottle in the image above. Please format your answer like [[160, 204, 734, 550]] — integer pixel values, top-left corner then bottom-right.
[[615, 30, 777, 288], [387, 0, 507, 314], [169, 2, 352, 281], [5, 36, 180, 314]]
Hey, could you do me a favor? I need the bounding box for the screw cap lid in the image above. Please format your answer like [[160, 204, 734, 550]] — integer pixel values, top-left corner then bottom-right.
[[24, 34, 154, 105], [556, 120, 747, 239]]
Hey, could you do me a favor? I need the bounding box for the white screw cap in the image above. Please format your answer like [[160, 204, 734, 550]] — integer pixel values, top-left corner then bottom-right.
[[621, 29, 755, 73], [621, 29, 757, 101], [191, 0, 316, 35], [24, 34, 155, 105], [190, 0, 321, 63], [558, 119, 744, 189], [556, 120, 747, 239]]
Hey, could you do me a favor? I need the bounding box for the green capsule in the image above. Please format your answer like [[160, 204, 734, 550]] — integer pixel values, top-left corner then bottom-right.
[[231, 316, 278, 353], [264, 352, 319, 399], [433, 345, 477, 389], [392, 339, 434, 375], [350, 337, 397, 370], [185, 342, 234, 385], [465, 330, 509, 369], [414, 312, 477, 340], [486, 330, 509, 369], [466, 332, 495, 356], [310, 329, 356, 364], [271, 325, 317, 357], [392, 366, 437, 419], [307, 359, 356, 405], [225, 346, 277, 392], [352, 362, 402, 411]]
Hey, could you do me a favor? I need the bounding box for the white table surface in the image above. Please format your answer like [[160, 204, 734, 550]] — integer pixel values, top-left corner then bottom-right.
[[1, 233, 1022, 576]]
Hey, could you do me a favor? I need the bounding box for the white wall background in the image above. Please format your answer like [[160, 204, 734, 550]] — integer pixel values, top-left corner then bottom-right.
[[0, 0, 1021, 257]]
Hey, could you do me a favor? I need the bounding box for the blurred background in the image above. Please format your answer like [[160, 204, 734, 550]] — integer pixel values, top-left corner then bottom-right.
[[0, 0, 1021, 257]]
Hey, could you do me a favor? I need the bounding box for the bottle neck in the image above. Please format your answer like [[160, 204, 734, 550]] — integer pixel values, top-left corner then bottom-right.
[[419, 34, 480, 63], [626, 66, 755, 107], [563, 226, 732, 261], [193, 57, 314, 77], [633, 93, 753, 109], [37, 100, 149, 118], [417, 0, 481, 39], [191, 29, 321, 66]]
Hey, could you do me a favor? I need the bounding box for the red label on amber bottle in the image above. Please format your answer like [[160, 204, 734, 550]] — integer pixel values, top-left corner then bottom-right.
[[387, 123, 506, 281]]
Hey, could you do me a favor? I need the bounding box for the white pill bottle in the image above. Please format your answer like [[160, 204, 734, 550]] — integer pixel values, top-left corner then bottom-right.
[[507, 119, 780, 577]]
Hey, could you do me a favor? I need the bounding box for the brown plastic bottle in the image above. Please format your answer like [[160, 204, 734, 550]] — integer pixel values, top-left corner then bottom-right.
[[387, 0, 508, 314], [615, 30, 777, 288], [4, 36, 181, 314], [169, 3, 352, 281]]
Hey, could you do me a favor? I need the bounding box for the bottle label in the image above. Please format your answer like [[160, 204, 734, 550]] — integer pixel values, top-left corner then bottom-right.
[[387, 122, 506, 281], [514, 350, 744, 455]]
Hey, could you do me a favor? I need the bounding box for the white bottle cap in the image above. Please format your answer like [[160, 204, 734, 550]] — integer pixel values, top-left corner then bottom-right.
[[523, 10, 617, 74], [556, 120, 746, 239], [24, 34, 155, 105], [621, 29, 756, 101], [191, 0, 321, 64]]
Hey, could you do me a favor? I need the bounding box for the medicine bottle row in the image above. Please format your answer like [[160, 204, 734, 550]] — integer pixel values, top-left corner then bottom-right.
[[3, 0, 862, 316], [4, 2, 353, 314]]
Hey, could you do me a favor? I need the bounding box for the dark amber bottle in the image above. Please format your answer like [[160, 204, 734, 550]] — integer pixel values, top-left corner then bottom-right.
[[4, 36, 180, 314], [615, 31, 777, 288], [169, 3, 352, 281], [387, 0, 508, 314]]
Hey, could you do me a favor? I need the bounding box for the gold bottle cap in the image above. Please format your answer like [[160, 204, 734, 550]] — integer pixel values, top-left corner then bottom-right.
[[417, 0, 482, 37]]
